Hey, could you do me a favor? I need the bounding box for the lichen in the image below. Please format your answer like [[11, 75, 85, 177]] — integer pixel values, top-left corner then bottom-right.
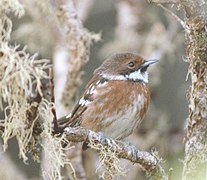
[[0, 0, 50, 162], [88, 138, 127, 179], [40, 99, 73, 180]]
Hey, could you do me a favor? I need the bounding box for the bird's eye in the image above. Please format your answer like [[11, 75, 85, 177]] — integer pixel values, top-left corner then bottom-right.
[[127, 62, 135, 69]]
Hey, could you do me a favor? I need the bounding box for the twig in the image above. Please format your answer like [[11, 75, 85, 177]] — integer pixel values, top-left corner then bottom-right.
[[64, 127, 167, 179], [49, 68, 58, 134], [157, 4, 186, 29], [25, 91, 42, 136], [148, 0, 180, 3]]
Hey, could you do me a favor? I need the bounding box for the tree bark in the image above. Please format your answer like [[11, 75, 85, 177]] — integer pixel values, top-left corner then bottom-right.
[[181, 1, 207, 179], [150, 0, 207, 179]]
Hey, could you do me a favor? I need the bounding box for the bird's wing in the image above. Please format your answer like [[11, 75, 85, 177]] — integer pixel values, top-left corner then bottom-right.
[[58, 76, 107, 127]]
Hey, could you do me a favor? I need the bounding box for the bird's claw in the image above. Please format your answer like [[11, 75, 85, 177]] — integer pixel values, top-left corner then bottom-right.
[[128, 142, 138, 162], [83, 131, 108, 150], [97, 131, 108, 145]]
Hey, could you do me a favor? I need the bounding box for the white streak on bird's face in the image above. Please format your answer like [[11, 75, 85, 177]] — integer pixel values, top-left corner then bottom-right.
[[101, 74, 127, 81], [101, 69, 149, 83]]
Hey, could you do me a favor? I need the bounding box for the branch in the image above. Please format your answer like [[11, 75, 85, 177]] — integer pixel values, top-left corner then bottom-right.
[[179, 0, 206, 18], [56, 1, 100, 110], [64, 127, 167, 179], [179, 1, 207, 179], [148, 0, 180, 3], [149, 0, 207, 179], [157, 4, 186, 29], [49, 68, 58, 133]]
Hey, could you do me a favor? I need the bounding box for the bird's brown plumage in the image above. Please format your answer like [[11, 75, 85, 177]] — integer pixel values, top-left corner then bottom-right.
[[62, 52, 156, 139]]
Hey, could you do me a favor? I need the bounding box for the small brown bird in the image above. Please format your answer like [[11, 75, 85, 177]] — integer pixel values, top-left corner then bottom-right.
[[60, 52, 157, 140]]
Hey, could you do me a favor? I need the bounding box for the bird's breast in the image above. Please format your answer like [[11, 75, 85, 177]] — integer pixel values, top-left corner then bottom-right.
[[81, 80, 150, 139]]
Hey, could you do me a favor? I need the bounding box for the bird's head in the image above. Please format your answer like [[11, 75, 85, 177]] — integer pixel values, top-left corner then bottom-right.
[[95, 52, 158, 83]]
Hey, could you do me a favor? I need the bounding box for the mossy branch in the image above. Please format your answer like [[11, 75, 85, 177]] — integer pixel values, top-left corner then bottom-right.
[[149, 0, 207, 179], [64, 127, 167, 180]]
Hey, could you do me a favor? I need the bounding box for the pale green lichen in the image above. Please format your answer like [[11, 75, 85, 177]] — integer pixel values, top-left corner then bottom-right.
[[40, 99, 72, 180], [0, 0, 50, 162], [0, 1, 73, 179], [0, 0, 24, 17], [88, 139, 127, 179]]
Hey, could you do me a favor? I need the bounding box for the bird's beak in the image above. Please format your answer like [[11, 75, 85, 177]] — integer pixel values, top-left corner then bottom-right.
[[142, 59, 159, 67]]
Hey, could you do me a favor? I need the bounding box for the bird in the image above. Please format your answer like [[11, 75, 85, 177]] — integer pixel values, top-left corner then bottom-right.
[[59, 52, 158, 141]]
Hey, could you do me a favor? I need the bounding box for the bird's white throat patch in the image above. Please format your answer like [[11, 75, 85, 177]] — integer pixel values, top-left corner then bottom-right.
[[102, 70, 148, 83], [125, 70, 148, 83]]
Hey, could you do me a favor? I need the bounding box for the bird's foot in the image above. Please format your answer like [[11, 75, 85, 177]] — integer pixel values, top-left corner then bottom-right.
[[97, 131, 109, 145], [128, 142, 138, 162], [83, 131, 108, 150]]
